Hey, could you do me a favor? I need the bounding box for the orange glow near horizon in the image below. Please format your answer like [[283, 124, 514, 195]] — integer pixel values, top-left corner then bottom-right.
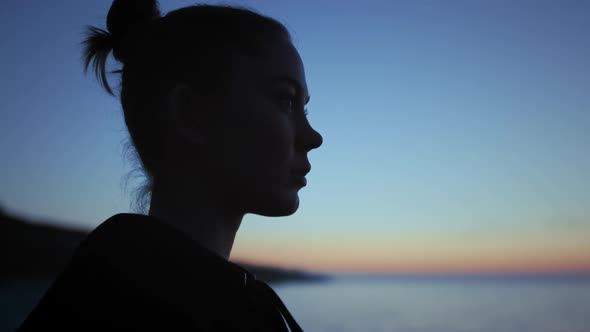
[[232, 251, 590, 275], [231, 224, 590, 275]]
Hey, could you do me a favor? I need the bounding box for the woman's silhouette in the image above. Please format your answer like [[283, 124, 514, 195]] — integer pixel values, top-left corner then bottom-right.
[[18, 1, 322, 331]]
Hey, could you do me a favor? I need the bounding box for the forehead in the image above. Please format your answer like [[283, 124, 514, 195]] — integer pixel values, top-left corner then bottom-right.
[[232, 37, 308, 97]]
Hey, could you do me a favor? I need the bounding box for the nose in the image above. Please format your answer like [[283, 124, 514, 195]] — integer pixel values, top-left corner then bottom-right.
[[296, 117, 323, 152]]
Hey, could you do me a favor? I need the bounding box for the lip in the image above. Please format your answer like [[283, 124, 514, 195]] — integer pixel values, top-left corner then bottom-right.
[[291, 175, 307, 187], [291, 163, 311, 177]]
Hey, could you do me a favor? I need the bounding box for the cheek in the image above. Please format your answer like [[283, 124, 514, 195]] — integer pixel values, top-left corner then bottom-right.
[[240, 125, 294, 194], [220, 98, 296, 186], [249, 130, 291, 180], [260, 118, 294, 161]]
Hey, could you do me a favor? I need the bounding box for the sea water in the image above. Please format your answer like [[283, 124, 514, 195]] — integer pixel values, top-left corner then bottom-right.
[[3, 276, 590, 332], [273, 276, 590, 332]]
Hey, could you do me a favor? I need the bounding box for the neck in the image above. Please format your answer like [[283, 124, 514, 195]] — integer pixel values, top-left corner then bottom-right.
[[147, 181, 244, 261]]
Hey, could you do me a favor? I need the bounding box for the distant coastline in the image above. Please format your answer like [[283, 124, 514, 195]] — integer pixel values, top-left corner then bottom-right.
[[0, 206, 330, 285], [3, 205, 586, 284], [328, 272, 590, 284]]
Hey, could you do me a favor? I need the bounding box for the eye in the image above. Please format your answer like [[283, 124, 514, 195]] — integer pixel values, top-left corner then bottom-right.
[[279, 96, 296, 113], [283, 99, 294, 112], [278, 94, 308, 117]]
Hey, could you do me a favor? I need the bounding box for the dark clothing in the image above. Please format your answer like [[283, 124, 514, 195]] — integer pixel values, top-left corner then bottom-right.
[[18, 213, 303, 331]]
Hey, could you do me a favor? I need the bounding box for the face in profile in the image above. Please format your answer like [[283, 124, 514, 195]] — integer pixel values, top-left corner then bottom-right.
[[207, 36, 323, 217]]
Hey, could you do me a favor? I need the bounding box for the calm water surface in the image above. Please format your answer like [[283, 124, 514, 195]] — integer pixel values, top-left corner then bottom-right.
[[3, 277, 590, 331], [273, 276, 590, 332]]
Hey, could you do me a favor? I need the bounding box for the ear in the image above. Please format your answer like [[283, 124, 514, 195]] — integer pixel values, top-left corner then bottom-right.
[[166, 83, 209, 146]]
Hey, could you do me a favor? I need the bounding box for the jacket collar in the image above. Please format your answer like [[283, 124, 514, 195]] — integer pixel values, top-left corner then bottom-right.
[[81, 213, 256, 300]]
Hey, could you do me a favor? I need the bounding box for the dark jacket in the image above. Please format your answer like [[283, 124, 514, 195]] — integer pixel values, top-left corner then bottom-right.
[[18, 213, 303, 331]]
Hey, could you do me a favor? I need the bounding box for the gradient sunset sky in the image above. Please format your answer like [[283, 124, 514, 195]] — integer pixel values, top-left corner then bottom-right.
[[1, 0, 589, 275]]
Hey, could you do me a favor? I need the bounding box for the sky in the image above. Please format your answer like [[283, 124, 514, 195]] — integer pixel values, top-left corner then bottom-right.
[[1, 0, 589, 275]]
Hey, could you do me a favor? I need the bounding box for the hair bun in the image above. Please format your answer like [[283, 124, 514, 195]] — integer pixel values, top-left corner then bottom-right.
[[107, 0, 161, 62]]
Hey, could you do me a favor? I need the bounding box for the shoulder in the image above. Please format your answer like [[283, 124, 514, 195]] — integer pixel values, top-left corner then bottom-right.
[[19, 213, 249, 330], [72, 213, 250, 305]]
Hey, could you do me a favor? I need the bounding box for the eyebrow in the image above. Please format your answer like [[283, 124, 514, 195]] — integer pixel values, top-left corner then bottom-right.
[[273, 76, 311, 105]]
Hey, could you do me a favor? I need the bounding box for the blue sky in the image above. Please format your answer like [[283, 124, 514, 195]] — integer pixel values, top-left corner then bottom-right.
[[1, 1, 589, 273]]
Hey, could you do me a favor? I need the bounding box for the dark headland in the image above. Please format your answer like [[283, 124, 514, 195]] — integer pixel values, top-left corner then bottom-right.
[[0, 205, 330, 285]]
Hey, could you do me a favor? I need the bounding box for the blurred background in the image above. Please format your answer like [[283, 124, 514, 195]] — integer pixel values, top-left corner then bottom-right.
[[1, 0, 589, 331]]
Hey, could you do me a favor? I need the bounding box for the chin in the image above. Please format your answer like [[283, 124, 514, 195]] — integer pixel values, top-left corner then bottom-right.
[[252, 194, 300, 217]]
